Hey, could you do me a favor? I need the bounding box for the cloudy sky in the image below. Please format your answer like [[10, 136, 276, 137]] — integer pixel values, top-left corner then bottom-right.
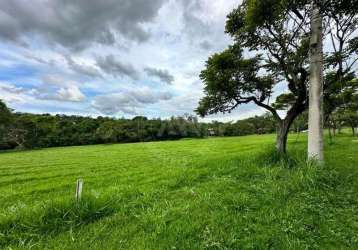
[[0, 0, 268, 122]]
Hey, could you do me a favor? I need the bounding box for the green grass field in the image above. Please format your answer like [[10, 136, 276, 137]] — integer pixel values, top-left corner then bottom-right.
[[0, 133, 357, 249]]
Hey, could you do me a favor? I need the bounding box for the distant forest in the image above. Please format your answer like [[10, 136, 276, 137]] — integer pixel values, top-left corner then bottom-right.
[[2, 99, 355, 151], [0, 100, 313, 150]]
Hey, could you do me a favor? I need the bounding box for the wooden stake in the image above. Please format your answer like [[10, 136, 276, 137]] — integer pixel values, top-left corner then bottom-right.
[[76, 179, 83, 202]]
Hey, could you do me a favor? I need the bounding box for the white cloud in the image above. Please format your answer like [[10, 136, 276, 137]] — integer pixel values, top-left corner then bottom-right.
[[57, 86, 85, 102], [0, 82, 29, 103], [91, 86, 173, 115], [32, 75, 86, 102], [0, 81, 25, 94]]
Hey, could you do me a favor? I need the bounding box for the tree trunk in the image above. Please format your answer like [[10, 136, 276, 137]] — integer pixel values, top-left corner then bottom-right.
[[308, 1, 324, 163], [352, 126, 356, 137], [276, 121, 290, 154], [328, 124, 332, 140]]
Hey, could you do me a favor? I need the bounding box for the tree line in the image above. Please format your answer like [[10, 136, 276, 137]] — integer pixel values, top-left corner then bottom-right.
[[1, 99, 355, 150], [0, 99, 297, 150]]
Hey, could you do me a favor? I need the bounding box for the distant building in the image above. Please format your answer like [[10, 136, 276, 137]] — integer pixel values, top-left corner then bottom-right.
[[208, 128, 216, 136]]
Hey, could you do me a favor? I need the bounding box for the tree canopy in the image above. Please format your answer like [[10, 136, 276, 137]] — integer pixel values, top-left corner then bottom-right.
[[0, 103, 285, 150], [196, 0, 357, 153], [0, 100, 12, 139]]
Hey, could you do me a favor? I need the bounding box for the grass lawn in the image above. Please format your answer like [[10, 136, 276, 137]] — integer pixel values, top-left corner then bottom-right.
[[0, 133, 357, 249]]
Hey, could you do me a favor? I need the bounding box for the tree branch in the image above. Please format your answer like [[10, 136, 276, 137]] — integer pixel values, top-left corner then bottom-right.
[[252, 98, 281, 121]]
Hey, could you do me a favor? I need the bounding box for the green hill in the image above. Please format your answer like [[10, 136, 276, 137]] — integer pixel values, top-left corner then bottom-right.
[[0, 133, 357, 249]]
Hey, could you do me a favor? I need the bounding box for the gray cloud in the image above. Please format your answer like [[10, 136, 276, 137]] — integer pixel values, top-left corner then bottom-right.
[[0, 0, 165, 49], [180, 0, 211, 38], [96, 55, 138, 79], [96, 30, 116, 45], [199, 40, 213, 50], [131, 88, 173, 104], [92, 94, 136, 115], [92, 88, 173, 115], [144, 67, 174, 84], [66, 56, 102, 78]]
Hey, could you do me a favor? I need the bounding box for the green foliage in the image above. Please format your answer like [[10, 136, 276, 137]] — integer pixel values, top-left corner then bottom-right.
[[196, 44, 274, 116], [272, 93, 296, 110], [291, 111, 308, 132], [0, 100, 292, 151], [199, 0, 314, 154], [323, 0, 358, 15], [246, 0, 283, 28], [0, 108, 208, 150], [324, 76, 357, 136], [324, 73, 357, 116], [199, 0, 357, 153], [0, 100, 12, 138], [335, 86, 358, 135], [0, 100, 12, 124], [0, 134, 357, 248]]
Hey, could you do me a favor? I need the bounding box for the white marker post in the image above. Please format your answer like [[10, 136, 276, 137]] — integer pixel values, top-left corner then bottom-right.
[[75, 179, 83, 202]]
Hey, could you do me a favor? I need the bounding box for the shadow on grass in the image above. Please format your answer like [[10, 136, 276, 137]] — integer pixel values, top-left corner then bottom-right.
[[0, 195, 118, 248]]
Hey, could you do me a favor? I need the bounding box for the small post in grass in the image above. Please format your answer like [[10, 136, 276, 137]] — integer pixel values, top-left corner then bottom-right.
[[75, 179, 83, 203]]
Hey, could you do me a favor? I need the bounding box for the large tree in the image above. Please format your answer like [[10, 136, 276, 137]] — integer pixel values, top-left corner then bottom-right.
[[334, 78, 358, 136], [196, 0, 357, 154], [0, 100, 12, 140]]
